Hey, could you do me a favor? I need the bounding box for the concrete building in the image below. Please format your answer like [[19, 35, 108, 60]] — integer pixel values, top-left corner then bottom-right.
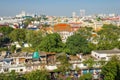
[[91, 49, 120, 60]]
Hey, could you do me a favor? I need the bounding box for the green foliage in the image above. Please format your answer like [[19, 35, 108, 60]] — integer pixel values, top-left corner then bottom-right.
[[77, 27, 93, 40], [57, 53, 71, 73], [10, 45, 16, 53], [0, 71, 18, 80], [83, 58, 95, 68], [102, 24, 118, 29], [0, 70, 50, 80], [0, 47, 8, 51], [0, 26, 14, 47], [25, 30, 43, 49], [24, 70, 50, 80], [21, 47, 34, 52], [39, 33, 63, 53], [98, 59, 106, 67], [65, 27, 94, 55], [96, 24, 120, 50], [79, 73, 92, 80], [66, 77, 71, 80], [96, 17, 102, 21], [9, 29, 26, 42], [66, 34, 90, 55], [101, 56, 120, 80], [23, 18, 38, 28], [0, 26, 14, 36]]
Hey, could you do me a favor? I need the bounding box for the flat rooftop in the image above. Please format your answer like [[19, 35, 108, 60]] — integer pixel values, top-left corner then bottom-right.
[[93, 49, 120, 54]]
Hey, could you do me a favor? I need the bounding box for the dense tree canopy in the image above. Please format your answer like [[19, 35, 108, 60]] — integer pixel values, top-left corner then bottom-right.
[[0, 26, 14, 36], [79, 73, 92, 80], [65, 34, 90, 55], [0, 71, 19, 80], [101, 56, 120, 80], [38, 33, 64, 53], [0, 26, 14, 47], [0, 70, 50, 80], [96, 24, 120, 50], [9, 29, 26, 42], [25, 30, 43, 48], [24, 70, 50, 80]]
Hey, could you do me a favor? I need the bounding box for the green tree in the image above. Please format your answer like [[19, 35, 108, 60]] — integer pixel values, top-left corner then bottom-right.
[[101, 56, 120, 80], [77, 27, 93, 39], [96, 17, 102, 21], [24, 70, 50, 80], [96, 24, 120, 50], [23, 18, 37, 28], [98, 59, 106, 67], [10, 45, 16, 53], [25, 30, 43, 49], [57, 53, 71, 73], [39, 33, 63, 53], [9, 29, 26, 43], [0, 26, 14, 36], [65, 34, 90, 55], [79, 73, 92, 80], [83, 57, 95, 72], [0, 71, 18, 80], [0, 26, 14, 47]]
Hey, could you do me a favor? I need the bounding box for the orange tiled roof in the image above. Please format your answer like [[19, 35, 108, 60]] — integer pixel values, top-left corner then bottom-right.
[[54, 23, 72, 32]]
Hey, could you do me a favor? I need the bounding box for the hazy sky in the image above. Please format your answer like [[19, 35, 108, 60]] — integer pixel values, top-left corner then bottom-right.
[[0, 0, 120, 16]]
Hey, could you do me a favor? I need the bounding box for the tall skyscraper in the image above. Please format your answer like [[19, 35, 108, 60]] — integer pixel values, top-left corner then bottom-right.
[[72, 12, 76, 18], [80, 9, 85, 17]]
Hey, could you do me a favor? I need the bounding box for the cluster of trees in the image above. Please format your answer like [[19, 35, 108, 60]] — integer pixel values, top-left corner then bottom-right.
[[0, 24, 120, 55], [0, 70, 50, 80], [96, 24, 120, 49], [0, 26, 14, 47], [101, 56, 120, 80]]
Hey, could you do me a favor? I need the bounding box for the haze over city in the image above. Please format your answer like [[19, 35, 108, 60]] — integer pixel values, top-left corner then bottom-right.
[[0, 0, 120, 16]]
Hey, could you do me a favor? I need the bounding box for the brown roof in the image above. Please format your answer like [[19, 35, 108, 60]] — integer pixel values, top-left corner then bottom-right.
[[69, 55, 80, 60], [40, 51, 56, 56]]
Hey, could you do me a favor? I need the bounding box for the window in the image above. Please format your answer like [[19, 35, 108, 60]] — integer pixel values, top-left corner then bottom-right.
[[98, 56, 99, 58], [83, 64, 87, 66], [95, 54, 97, 56], [4, 68, 8, 72], [20, 69, 23, 72]]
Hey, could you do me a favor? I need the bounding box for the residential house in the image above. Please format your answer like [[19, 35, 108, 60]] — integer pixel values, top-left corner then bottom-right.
[[91, 49, 120, 60]]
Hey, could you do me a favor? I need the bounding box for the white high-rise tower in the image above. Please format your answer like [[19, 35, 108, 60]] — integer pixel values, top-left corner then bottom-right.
[[80, 9, 85, 17], [21, 11, 26, 16], [72, 12, 76, 18]]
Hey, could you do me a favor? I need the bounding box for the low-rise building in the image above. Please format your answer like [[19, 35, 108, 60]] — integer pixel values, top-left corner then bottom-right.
[[91, 49, 120, 60]]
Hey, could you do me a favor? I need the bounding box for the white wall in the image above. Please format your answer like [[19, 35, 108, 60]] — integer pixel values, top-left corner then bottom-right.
[[9, 66, 26, 73]]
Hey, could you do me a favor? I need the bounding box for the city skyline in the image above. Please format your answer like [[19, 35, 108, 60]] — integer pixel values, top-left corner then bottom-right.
[[0, 0, 120, 17]]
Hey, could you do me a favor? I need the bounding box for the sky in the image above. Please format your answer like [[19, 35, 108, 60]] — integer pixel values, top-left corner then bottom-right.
[[0, 0, 120, 17]]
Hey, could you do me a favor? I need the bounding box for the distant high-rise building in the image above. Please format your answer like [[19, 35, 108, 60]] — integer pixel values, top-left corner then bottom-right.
[[80, 9, 85, 17], [21, 11, 26, 16], [72, 12, 76, 18], [16, 11, 26, 17]]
